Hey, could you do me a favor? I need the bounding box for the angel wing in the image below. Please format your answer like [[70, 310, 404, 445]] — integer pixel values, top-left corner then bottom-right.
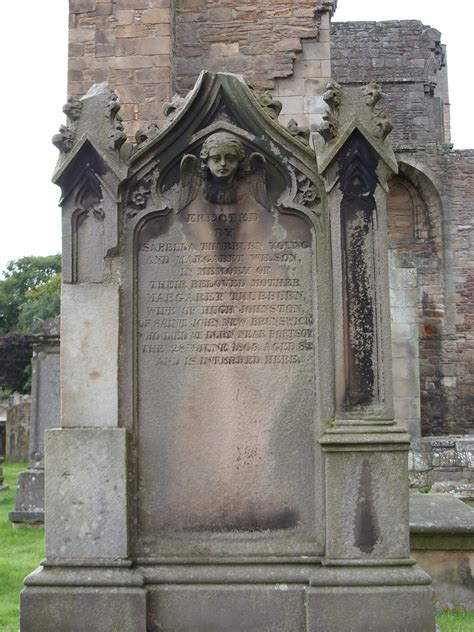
[[177, 154, 202, 212], [247, 152, 269, 210]]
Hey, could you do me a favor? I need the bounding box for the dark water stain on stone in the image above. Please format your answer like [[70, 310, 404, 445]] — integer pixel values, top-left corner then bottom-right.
[[458, 557, 474, 588], [174, 507, 299, 534], [353, 459, 381, 554], [338, 131, 379, 408]]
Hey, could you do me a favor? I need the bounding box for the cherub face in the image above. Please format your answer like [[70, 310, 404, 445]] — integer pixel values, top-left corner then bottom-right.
[[206, 143, 240, 183]]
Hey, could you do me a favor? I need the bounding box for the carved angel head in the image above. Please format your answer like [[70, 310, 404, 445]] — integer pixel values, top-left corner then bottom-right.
[[200, 132, 248, 184]]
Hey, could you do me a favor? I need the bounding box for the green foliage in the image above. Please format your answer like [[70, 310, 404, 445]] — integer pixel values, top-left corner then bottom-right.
[[0, 462, 45, 632], [0, 387, 13, 401], [1, 461, 474, 631], [437, 609, 474, 631], [17, 273, 61, 332], [0, 255, 61, 335]]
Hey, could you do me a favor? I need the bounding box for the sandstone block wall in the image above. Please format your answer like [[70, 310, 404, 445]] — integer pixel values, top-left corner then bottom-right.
[[332, 20, 473, 434], [441, 150, 474, 433], [331, 20, 450, 148], [69, 0, 173, 136], [68, 0, 334, 137], [173, 0, 321, 92], [66, 4, 472, 436]]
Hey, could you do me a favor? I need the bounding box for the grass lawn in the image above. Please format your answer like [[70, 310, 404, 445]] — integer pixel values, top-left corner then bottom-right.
[[437, 610, 474, 632], [0, 461, 473, 631], [0, 461, 44, 632]]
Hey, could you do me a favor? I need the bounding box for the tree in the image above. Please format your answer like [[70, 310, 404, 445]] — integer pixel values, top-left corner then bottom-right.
[[17, 273, 61, 332], [0, 255, 61, 335], [0, 332, 32, 393]]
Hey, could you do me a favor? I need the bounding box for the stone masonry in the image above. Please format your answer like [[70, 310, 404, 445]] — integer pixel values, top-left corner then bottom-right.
[[66, 3, 472, 437], [68, 0, 336, 137], [332, 20, 473, 436]]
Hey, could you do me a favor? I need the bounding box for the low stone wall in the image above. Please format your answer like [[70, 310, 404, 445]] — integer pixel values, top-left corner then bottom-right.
[[410, 436, 474, 498], [410, 494, 474, 612]]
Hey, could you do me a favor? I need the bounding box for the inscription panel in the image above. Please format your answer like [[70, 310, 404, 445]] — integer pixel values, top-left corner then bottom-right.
[[136, 194, 320, 556]]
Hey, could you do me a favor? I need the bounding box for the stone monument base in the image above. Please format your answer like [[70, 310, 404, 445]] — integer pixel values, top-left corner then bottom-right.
[[21, 566, 145, 632], [9, 469, 44, 526], [21, 563, 435, 632]]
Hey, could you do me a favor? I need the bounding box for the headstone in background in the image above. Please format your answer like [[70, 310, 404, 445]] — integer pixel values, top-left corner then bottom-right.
[[6, 401, 30, 462], [9, 318, 60, 526], [0, 401, 8, 490]]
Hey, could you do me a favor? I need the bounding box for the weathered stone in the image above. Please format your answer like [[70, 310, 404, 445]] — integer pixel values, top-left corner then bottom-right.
[[6, 402, 30, 462], [45, 428, 128, 560], [9, 470, 44, 526], [61, 284, 119, 429], [306, 583, 435, 632], [148, 586, 306, 631], [9, 318, 60, 526], [410, 493, 474, 611], [21, 586, 146, 632], [23, 3, 456, 623]]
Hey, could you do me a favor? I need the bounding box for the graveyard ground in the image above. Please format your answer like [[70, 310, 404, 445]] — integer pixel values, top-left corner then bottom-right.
[[0, 461, 44, 632], [0, 460, 473, 632]]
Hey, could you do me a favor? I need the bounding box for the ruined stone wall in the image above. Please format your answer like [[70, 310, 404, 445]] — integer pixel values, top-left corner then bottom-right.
[[441, 150, 474, 434], [68, 0, 334, 138], [69, 0, 173, 137], [66, 5, 472, 436], [332, 20, 473, 435], [173, 0, 321, 92], [331, 21, 449, 149]]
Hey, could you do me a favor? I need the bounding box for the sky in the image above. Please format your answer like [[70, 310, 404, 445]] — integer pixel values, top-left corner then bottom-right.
[[0, 0, 472, 275]]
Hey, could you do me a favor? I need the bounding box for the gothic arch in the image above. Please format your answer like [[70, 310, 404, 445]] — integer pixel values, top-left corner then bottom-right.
[[387, 162, 444, 263], [387, 162, 447, 435]]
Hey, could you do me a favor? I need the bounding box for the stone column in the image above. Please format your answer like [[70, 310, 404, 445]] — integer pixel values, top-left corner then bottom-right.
[[314, 81, 435, 630], [389, 253, 421, 444], [20, 85, 146, 631], [9, 318, 60, 526]]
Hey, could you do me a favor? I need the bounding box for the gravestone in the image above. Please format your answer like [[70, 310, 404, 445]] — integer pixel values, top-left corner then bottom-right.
[[6, 401, 30, 462], [21, 74, 435, 631], [9, 318, 60, 526], [0, 401, 7, 490]]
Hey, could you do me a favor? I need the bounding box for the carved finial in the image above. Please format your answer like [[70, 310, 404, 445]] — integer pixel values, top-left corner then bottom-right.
[[248, 84, 283, 122], [372, 112, 393, 141], [295, 173, 320, 209], [135, 122, 160, 149], [163, 94, 186, 120], [108, 123, 126, 151], [102, 89, 127, 150], [52, 125, 75, 153], [258, 92, 283, 121], [360, 82, 393, 141], [323, 81, 343, 114], [63, 97, 82, 123], [318, 110, 338, 143], [287, 119, 310, 146], [317, 81, 343, 143], [105, 90, 121, 120], [362, 82, 382, 109]]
